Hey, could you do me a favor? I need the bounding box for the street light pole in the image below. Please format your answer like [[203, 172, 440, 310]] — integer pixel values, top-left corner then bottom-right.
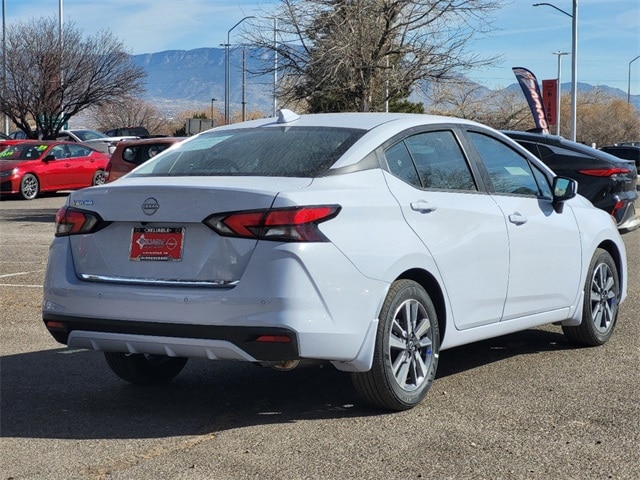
[[628, 54, 640, 105], [553, 51, 569, 136], [2, 0, 8, 135], [225, 16, 255, 125], [533, 2, 577, 142], [273, 17, 278, 117], [570, 0, 577, 142]]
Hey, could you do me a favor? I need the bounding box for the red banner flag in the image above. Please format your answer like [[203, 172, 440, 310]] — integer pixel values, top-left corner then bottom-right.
[[542, 79, 558, 126]]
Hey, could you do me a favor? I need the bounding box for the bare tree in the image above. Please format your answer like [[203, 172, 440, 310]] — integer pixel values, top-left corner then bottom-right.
[[91, 97, 171, 135], [429, 80, 533, 130], [248, 0, 504, 112], [0, 16, 146, 139]]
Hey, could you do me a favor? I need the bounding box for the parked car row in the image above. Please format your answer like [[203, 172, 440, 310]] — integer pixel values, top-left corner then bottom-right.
[[42, 110, 628, 411], [0, 141, 109, 199], [8, 128, 138, 155], [2, 122, 638, 239]]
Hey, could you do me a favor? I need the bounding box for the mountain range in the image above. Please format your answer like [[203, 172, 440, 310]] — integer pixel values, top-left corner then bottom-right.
[[131, 48, 640, 117]]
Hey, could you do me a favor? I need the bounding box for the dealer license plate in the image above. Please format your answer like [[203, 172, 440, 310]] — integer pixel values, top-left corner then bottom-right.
[[130, 227, 184, 261]]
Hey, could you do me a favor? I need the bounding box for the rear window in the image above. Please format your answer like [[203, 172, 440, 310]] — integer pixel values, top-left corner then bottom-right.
[[131, 127, 365, 177]]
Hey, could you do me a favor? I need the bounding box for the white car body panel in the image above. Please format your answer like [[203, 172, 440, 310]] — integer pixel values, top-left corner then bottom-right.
[[42, 112, 628, 377]]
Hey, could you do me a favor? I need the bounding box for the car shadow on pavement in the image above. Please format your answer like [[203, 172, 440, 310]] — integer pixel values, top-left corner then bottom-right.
[[0, 327, 575, 440], [0, 208, 59, 223]]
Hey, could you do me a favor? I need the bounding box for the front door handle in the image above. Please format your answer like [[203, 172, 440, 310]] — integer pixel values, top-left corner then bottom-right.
[[508, 212, 527, 225], [410, 201, 438, 213]]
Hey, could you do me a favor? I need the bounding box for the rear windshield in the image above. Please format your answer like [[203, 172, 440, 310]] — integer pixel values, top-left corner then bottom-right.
[[131, 126, 365, 177]]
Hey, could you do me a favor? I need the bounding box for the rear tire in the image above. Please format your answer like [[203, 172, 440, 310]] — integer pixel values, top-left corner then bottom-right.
[[563, 248, 619, 346], [104, 352, 188, 385], [19, 174, 39, 200], [92, 170, 106, 186], [352, 280, 440, 411]]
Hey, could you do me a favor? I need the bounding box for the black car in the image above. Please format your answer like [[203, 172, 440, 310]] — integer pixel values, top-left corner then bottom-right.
[[103, 126, 150, 138], [600, 144, 640, 169], [503, 131, 639, 233]]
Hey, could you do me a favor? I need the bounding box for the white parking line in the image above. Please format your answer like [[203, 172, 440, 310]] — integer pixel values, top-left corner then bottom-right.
[[0, 271, 42, 278], [0, 284, 42, 288]]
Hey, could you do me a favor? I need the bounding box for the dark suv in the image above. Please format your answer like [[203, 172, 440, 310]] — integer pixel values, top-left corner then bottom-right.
[[503, 131, 639, 233], [103, 126, 150, 138], [600, 144, 640, 169]]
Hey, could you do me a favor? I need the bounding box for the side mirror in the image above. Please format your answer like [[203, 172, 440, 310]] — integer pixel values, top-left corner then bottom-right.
[[43, 154, 56, 162], [552, 176, 577, 213]]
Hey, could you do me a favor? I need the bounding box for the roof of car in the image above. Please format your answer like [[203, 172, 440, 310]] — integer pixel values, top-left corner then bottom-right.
[[212, 110, 485, 132], [115, 136, 185, 147]]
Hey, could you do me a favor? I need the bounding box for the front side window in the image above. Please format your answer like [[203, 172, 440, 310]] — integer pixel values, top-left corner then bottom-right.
[[468, 132, 541, 196], [48, 145, 67, 160], [132, 127, 365, 178]]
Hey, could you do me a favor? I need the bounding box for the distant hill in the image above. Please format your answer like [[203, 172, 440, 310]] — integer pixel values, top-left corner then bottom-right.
[[131, 48, 640, 116]]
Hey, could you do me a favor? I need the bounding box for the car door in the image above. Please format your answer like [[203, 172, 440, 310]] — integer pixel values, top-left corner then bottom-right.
[[382, 128, 510, 330], [65, 144, 98, 187], [40, 144, 74, 189], [464, 131, 582, 320]]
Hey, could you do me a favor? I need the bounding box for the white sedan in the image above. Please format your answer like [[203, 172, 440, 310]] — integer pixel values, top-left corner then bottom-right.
[[43, 111, 627, 411]]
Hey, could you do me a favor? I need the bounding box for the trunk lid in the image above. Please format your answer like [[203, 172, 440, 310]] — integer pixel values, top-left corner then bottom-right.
[[65, 177, 312, 285]]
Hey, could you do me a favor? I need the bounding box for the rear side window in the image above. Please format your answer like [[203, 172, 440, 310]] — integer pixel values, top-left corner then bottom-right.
[[385, 130, 476, 191], [132, 127, 365, 177], [122, 144, 172, 166]]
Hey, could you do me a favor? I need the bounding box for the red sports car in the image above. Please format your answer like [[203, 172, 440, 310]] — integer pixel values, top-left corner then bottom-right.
[[0, 141, 109, 200]]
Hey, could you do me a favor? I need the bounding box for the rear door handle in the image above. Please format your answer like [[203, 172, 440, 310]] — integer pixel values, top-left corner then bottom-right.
[[410, 201, 438, 213]]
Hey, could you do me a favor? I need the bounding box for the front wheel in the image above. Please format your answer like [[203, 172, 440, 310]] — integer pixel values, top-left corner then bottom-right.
[[104, 352, 188, 385], [20, 174, 39, 200], [562, 248, 620, 346], [352, 280, 440, 411]]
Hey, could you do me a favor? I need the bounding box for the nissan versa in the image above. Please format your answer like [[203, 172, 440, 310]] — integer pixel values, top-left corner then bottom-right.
[[43, 111, 627, 411]]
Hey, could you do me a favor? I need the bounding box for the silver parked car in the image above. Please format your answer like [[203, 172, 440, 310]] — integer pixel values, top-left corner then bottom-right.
[[43, 111, 627, 411], [56, 129, 138, 154]]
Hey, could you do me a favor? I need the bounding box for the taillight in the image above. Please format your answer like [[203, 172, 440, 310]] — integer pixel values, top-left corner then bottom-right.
[[55, 206, 107, 237], [204, 205, 340, 242], [610, 200, 625, 217], [578, 167, 630, 177]]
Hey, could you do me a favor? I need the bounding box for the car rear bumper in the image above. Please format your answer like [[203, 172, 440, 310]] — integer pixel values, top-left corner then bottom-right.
[[42, 237, 388, 365], [616, 199, 640, 233], [43, 313, 300, 361]]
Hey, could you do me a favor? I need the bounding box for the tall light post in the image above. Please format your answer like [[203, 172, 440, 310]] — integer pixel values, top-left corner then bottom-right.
[[2, 0, 9, 135], [533, 2, 577, 142], [553, 51, 569, 136], [272, 17, 278, 117], [628, 54, 640, 105], [224, 16, 255, 125]]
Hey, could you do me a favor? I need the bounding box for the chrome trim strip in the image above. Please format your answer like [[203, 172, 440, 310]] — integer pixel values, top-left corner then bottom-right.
[[79, 273, 238, 288]]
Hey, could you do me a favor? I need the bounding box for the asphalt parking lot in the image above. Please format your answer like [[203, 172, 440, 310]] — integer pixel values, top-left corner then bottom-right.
[[1, 193, 639, 480]]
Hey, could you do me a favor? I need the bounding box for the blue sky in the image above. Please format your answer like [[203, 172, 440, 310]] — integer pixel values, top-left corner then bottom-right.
[[4, 0, 640, 95]]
